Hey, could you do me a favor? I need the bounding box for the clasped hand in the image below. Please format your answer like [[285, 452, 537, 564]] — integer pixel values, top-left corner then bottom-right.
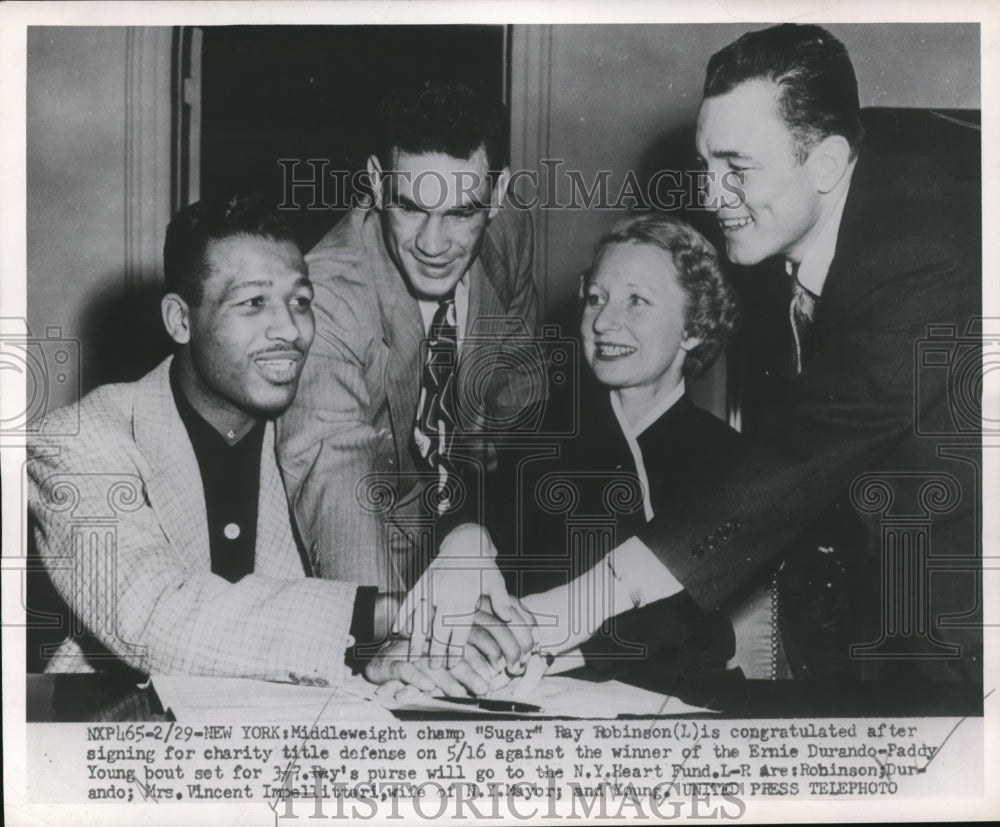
[[366, 595, 537, 697], [392, 523, 523, 667]]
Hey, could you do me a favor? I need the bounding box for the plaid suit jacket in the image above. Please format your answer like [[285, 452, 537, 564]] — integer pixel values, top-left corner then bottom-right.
[[278, 204, 539, 589], [28, 357, 358, 681]]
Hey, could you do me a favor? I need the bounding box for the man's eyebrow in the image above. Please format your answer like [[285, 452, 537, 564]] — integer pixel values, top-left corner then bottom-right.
[[708, 149, 753, 161], [390, 192, 427, 212], [224, 279, 272, 297], [390, 191, 491, 213], [449, 194, 491, 213]]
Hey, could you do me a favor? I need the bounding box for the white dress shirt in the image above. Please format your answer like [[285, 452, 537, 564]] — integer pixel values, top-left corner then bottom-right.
[[789, 182, 851, 296], [417, 275, 470, 351]]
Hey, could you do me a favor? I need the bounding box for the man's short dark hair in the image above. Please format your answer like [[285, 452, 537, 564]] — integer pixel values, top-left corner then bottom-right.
[[163, 194, 297, 305], [584, 214, 739, 380], [704, 23, 863, 161], [376, 80, 509, 175]]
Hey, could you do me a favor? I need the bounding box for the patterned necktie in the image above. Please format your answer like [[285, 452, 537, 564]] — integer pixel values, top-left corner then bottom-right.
[[414, 294, 458, 511], [787, 261, 818, 375]]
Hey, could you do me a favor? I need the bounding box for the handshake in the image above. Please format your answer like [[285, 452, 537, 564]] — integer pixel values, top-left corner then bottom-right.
[[364, 524, 597, 699]]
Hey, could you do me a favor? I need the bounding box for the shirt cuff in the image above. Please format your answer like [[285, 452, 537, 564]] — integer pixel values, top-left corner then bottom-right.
[[608, 536, 683, 615], [346, 586, 379, 674], [440, 522, 498, 558]]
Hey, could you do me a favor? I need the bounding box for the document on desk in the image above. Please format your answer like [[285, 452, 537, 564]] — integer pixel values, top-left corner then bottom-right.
[[386, 677, 713, 717], [153, 674, 713, 721], [153, 674, 397, 723]]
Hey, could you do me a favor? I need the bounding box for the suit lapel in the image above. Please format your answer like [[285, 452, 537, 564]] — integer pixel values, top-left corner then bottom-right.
[[132, 357, 211, 570], [459, 257, 506, 427], [254, 423, 304, 578], [815, 152, 879, 332], [381, 295, 424, 466], [367, 215, 425, 471], [465, 256, 504, 337]]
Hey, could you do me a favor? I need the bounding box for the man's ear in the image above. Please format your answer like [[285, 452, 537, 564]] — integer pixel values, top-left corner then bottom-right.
[[162, 293, 192, 346], [808, 134, 852, 194], [366, 154, 385, 209], [488, 167, 511, 220]]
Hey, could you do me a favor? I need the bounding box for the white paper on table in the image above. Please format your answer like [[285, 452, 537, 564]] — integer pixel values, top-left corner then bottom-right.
[[526, 676, 715, 717], [380, 674, 715, 717], [152, 674, 396, 723], [153, 672, 715, 721]]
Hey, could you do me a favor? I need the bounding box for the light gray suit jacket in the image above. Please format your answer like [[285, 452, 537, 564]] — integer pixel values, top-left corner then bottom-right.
[[278, 205, 538, 589], [28, 357, 358, 681]]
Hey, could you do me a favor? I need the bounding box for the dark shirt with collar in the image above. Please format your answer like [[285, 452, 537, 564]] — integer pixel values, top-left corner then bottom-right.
[[169, 362, 377, 666], [170, 361, 264, 583]]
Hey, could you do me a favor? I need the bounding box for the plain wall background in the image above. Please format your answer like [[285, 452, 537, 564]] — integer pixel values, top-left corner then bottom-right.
[[27, 28, 130, 410], [27, 26, 174, 414]]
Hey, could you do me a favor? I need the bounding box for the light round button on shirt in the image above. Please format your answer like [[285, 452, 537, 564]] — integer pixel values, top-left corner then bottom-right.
[[223, 522, 241, 540]]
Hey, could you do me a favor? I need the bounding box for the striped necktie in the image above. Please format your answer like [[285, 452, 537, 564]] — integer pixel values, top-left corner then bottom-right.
[[788, 261, 818, 375], [413, 293, 458, 511]]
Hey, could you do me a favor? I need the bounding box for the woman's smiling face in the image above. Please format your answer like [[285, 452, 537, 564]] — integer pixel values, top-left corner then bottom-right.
[[582, 240, 694, 397]]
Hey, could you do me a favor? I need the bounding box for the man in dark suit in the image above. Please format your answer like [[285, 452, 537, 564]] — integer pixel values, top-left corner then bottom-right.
[[522, 24, 981, 683]]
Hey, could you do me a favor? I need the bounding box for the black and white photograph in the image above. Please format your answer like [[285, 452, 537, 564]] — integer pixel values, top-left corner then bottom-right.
[[2, 1, 997, 824]]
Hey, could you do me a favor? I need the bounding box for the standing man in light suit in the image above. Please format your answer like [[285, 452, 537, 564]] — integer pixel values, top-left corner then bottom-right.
[[278, 81, 540, 614]]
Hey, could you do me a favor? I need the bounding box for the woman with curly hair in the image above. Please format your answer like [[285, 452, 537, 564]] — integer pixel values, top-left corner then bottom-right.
[[503, 213, 749, 683]]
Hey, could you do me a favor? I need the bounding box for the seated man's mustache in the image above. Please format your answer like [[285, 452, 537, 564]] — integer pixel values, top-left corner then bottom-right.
[[252, 343, 307, 357]]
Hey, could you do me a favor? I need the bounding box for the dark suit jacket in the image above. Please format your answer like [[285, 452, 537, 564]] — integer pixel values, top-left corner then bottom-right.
[[637, 148, 982, 681], [497, 378, 744, 679]]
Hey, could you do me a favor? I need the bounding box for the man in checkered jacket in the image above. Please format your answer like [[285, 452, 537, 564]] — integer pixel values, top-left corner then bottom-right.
[[28, 196, 411, 684]]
